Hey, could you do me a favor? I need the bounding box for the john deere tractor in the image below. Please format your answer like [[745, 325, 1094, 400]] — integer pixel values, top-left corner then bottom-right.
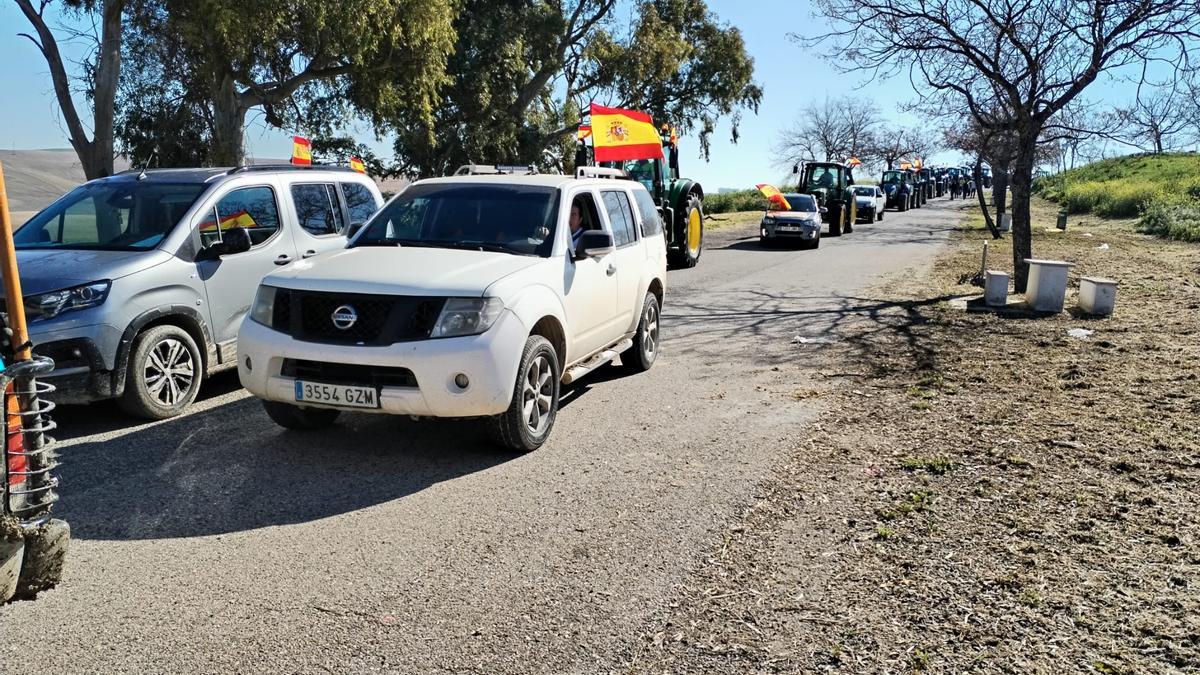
[[795, 162, 856, 236], [576, 126, 705, 269]]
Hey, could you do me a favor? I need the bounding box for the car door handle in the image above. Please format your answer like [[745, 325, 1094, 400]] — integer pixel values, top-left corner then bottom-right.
[[301, 249, 317, 259], [274, 254, 292, 266], [606, 264, 616, 277]]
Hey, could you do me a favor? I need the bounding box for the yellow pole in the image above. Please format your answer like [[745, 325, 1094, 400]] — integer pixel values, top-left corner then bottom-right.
[[0, 161, 32, 362]]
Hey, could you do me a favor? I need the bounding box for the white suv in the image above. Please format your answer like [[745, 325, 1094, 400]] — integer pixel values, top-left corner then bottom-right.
[[237, 167, 668, 451]]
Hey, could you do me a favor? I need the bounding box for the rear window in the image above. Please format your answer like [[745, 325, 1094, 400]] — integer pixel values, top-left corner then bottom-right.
[[291, 183, 345, 236], [340, 182, 379, 225], [631, 189, 663, 237]]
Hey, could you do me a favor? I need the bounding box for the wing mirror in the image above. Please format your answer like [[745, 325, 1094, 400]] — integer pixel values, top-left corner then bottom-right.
[[197, 226, 252, 261], [819, 207, 829, 214], [575, 230, 614, 259]]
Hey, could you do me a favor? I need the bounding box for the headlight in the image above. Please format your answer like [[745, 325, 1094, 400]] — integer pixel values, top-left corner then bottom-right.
[[25, 281, 110, 321], [431, 297, 504, 338], [249, 285, 277, 326], [762, 216, 776, 225]]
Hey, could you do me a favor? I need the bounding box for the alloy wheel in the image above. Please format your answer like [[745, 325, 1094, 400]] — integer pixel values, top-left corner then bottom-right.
[[143, 337, 195, 407], [522, 353, 554, 435], [642, 301, 659, 362]]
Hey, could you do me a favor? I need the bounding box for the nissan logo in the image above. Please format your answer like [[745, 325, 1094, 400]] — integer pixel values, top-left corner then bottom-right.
[[331, 305, 358, 330]]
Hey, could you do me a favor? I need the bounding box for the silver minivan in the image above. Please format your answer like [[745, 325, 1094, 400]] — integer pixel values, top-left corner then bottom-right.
[[5, 165, 383, 419]]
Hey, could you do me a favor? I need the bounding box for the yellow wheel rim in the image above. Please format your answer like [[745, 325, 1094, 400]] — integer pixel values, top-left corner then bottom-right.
[[687, 208, 702, 255]]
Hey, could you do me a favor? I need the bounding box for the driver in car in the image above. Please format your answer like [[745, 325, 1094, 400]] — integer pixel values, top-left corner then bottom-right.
[[570, 201, 586, 250]]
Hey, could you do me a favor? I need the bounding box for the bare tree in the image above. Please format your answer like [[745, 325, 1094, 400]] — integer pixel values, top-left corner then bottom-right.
[[16, 0, 124, 180], [773, 96, 880, 167], [1108, 82, 1197, 154], [804, 0, 1200, 291], [871, 125, 937, 170]]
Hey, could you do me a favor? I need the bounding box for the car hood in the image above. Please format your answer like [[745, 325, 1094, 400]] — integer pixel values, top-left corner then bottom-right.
[[5, 248, 169, 296], [264, 246, 544, 297], [767, 212, 819, 222]]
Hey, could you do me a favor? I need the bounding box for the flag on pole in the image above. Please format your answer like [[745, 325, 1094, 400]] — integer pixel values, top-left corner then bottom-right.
[[756, 183, 792, 211], [291, 136, 312, 165], [349, 156, 366, 174], [589, 104, 664, 162], [900, 160, 913, 170], [577, 125, 592, 141], [847, 156, 862, 167]]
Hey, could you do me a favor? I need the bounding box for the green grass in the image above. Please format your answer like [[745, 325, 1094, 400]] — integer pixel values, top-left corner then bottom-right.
[[1034, 152, 1200, 241], [704, 185, 802, 214], [902, 456, 956, 475]]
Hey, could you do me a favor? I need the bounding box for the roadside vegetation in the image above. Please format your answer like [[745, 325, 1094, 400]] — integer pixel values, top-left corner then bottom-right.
[[1035, 153, 1200, 240]]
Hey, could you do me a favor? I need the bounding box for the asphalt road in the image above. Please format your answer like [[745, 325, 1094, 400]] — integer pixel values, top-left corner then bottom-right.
[[1, 199, 967, 674]]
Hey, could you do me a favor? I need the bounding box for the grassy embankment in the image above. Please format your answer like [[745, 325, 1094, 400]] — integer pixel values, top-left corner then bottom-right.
[[1035, 152, 1200, 241]]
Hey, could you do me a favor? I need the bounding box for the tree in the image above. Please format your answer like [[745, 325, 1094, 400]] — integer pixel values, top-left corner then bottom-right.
[[805, 0, 1200, 291], [15, 0, 124, 179], [390, 0, 762, 177], [773, 95, 880, 167], [1109, 83, 1197, 154], [122, 0, 457, 165], [870, 125, 937, 170]]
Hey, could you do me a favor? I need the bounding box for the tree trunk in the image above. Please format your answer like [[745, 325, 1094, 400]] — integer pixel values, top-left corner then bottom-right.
[[1009, 140, 1037, 292], [993, 163, 1009, 217], [210, 74, 247, 166], [975, 154, 1000, 238], [88, 0, 123, 178]]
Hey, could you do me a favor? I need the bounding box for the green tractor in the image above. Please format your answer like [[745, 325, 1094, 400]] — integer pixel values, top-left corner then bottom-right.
[[576, 127, 705, 269], [794, 161, 857, 236]]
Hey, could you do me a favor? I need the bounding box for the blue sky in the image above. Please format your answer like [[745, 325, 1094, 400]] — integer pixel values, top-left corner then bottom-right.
[[0, 0, 1142, 190]]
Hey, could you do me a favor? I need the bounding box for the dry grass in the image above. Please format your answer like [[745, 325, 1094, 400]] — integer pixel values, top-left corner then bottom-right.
[[619, 199, 1200, 674]]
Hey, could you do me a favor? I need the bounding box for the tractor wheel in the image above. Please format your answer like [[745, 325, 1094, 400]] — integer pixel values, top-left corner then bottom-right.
[[877, 208, 884, 221], [827, 204, 843, 236], [898, 197, 908, 213], [844, 206, 854, 234], [668, 193, 704, 269]]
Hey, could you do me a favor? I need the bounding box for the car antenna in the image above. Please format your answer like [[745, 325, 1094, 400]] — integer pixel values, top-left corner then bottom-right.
[[136, 148, 159, 181]]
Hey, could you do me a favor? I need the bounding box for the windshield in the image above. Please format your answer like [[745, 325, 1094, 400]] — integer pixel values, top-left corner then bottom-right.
[[619, 159, 658, 193], [882, 171, 904, 184], [781, 194, 817, 212], [806, 166, 838, 189], [15, 181, 207, 251], [354, 182, 559, 256], [853, 187, 876, 196]]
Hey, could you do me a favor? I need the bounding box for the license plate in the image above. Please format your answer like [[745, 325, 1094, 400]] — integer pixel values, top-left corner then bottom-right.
[[294, 380, 380, 409], [777, 226, 802, 232]]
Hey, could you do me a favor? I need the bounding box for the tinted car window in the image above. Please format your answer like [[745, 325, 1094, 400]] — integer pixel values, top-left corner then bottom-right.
[[340, 182, 379, 225], [291, 183, 345, 236], [356, 183, 558, 257], [782, 194, 817, 212], [632, 189, 663, 237], [15, 182, 206, 251], [199, 186, 280, 248], [602, 190, 636, 247]]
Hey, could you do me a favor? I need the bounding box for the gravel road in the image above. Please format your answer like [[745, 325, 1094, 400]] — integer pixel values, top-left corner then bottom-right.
[[0, 200, 964, 673]]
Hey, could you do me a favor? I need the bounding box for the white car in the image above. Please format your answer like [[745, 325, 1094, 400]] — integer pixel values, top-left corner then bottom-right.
[[852, 185, 885, 222], [237, 166, 668, 451]]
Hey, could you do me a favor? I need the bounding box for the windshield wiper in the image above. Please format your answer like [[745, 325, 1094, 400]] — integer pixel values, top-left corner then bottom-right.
[[352, 237, 410, 247]]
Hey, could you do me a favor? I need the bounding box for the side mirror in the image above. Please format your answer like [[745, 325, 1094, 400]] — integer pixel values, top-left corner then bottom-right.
[[792, 163, 799, 175], [346, 221, 366, 239], [819, 207, 828, 214], [197, 226, 252, 261], [575, 230, 614, 259]]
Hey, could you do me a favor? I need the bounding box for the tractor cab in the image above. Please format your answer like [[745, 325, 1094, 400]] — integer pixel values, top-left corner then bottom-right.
[[795, 161, 857, 236]]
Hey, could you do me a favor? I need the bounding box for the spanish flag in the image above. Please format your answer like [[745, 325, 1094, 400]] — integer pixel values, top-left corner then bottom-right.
[[847, 156, 862, 167], [199, 209, 259, 232], [756, 183, 792, 211], [292, 136, 312, 165], [590, 104, 664, 162], [577, 125, 592, 141], [349, 156, 366, 174]]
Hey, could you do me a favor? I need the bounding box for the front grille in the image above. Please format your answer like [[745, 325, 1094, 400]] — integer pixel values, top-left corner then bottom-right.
[[281, 359, 418, 389], [272, 290, 444, 346]]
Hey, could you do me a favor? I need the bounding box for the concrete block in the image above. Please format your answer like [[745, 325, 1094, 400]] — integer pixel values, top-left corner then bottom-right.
[[1079, 277, 1118, 316], [985, 270, 1009, 307], [1024, 258, 1075, 313]]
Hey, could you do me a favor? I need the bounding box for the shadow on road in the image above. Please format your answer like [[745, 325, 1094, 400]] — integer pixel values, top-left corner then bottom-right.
[[53, 383, 520, 542]]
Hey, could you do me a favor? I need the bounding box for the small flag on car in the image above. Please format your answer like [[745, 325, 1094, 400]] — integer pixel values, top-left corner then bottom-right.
[[349, 156, 366, 174], [291, 136, 312, 165], [756, 183, 792, 211]]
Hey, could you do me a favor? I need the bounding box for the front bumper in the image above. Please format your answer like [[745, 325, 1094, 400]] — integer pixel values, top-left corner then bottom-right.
[[28, 322, 124, 404], [760, 220, 820, 240], [238, 309, 530, 418]]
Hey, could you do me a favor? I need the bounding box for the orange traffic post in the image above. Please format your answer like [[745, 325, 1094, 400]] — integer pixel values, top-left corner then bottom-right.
[[0, 161, 32, 362]]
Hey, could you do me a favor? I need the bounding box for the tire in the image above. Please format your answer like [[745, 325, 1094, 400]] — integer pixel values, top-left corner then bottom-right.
[[621, 292, 660, 374], [668, 193, 703, 269], [491, 335, 560, 452], [827, 204, 843, 236], [877, 208, 884, 221], [898, 196, 908, 213], [262, 400, 341, 430], [13, 519, 70, 601], [844, 207, 854, 234], [118, 324, 203, 419]]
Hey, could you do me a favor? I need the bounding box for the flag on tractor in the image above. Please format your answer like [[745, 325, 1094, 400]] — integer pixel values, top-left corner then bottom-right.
[[292, 136, 312, 165], [900, 160, 913, 170], [847, 156, 862, 167], [349, 156, 366, 174], [756, 183, 792, 211], [914, 158, 924, 169], [577, 125, 592, 141], [589, 104, 664, 162]]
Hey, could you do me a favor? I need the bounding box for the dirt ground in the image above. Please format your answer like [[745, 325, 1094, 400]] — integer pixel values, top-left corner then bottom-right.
[[614, 199, 1200, 673]]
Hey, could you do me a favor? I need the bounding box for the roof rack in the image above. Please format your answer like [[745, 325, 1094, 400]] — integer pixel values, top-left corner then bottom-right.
[[453, 164, 540, 176], [575, 166, 629, 180], [226, 164, 357, 175]]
